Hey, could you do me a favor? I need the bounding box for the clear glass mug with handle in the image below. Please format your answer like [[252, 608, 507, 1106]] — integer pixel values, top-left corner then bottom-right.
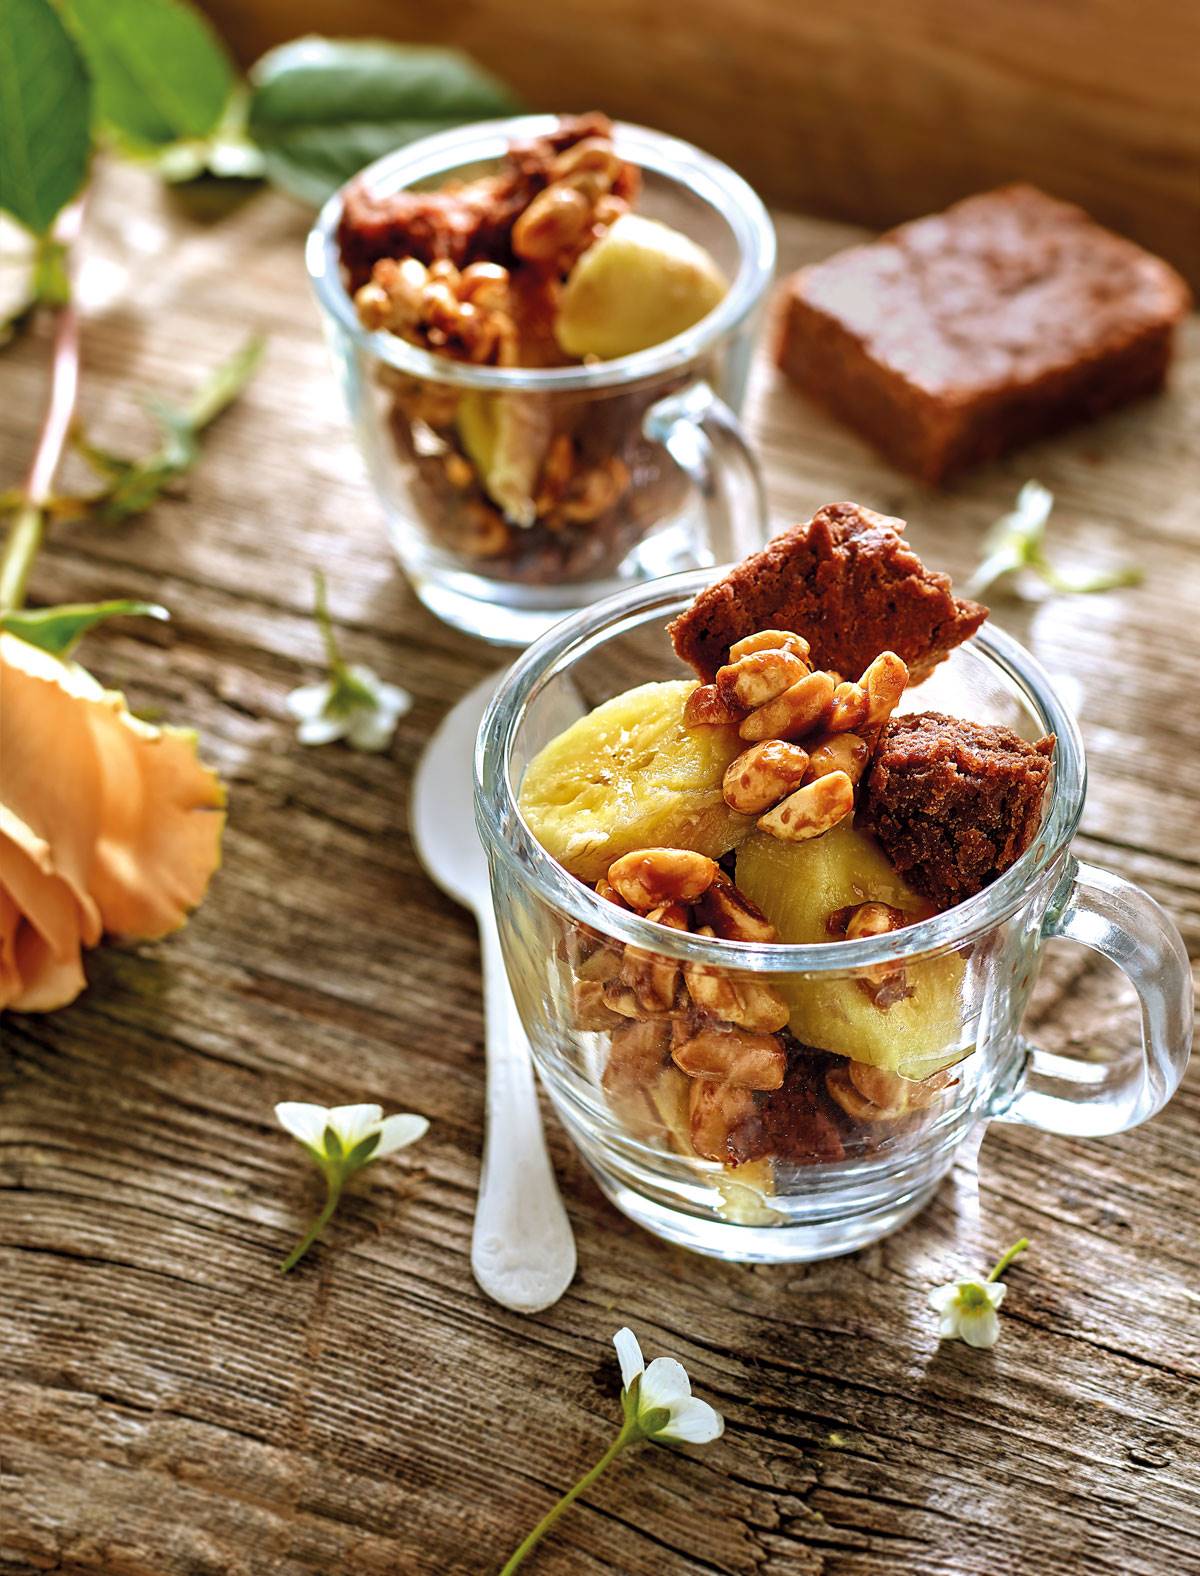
[[475, 571, 1192, 1262], [307, 118, 775, 646]]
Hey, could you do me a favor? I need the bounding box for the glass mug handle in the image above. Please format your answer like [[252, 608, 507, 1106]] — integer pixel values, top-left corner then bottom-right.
[[994, 858, 1192, 1136], [643, 380, 770, 563]]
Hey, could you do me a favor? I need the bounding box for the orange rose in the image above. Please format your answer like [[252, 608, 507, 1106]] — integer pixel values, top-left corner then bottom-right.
[[0, 631, 224, 1011]]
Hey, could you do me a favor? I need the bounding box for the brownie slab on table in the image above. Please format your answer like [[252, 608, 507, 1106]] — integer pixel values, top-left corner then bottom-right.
[[776, 184, 1192, 484]]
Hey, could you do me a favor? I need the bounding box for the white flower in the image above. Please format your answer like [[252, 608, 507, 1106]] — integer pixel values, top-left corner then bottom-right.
[[286, 664, 411, 752], [613, 1326, 724, 1444], [274, 1100, 429, 1272], [929, 1278, 1007, 1349], [275, 1101, 428, 1161], [0, 214, 38, 338]]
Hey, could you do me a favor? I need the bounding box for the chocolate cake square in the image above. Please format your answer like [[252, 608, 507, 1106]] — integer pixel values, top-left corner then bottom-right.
[[668, 501, 986, 684], [776, 185, 1191, 484], [861, 712, 1055, 907]]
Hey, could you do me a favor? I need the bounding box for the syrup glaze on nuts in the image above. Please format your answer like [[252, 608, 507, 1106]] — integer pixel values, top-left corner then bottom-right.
[[338, 113, 729, 584], [516, 508, 1056, 1194]]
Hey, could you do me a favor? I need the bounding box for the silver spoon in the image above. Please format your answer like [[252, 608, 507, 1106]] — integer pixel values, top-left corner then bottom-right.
[[411, 671, 577, 1313]]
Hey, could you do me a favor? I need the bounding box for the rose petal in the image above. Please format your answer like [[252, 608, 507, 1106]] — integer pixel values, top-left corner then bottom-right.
[[1, 637, 105, 940], [612, 1327, 644, 1390], [373, 1113, 429, 1155], [0, 826, 90, 1011], [658, 1396, 724, 1444]]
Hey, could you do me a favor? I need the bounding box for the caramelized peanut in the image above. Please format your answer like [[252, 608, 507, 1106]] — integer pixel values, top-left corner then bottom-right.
[[862, 651, 909, 728], [697, 873, 778, 943], [739, 670, 836, 742], [512, 183, 591, 261], [844, 901, 907, 941], [757, 770, 854, 842], [683, 683, 742, 727], [826, 1060, 952, 1122], [672, 1025, 786, 1089], [722, 740, 810, 814], [804, 731, 871, 786], [683, 929, 791, 1031], [728, 629, 812, 665], [689, 1077, 758, 1162], [607, 848, 718, 910], [826, 680, 870, 733], [602, 1019, 671, 1098], [716, 649, 808, 711]]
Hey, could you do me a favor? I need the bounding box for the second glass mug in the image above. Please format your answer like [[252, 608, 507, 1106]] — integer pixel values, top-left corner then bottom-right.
[[475, 572, 1192, 1263], [307, 117, 776, 646]]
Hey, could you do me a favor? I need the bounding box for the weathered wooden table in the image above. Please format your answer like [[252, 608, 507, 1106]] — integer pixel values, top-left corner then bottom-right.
[[3, 163, 1198, 1576]]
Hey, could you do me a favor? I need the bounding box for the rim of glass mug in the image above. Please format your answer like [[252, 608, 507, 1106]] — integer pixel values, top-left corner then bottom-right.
[[306, 116, 777, 393], [476, 567, 1087, 973]]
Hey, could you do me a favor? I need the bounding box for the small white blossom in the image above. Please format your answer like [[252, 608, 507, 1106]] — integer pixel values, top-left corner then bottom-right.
[[929, 1278, 1007, 1348], [286, 665, 411, 752], [613, 1326, 724, 1444], [275, 1101, 428, 1161], [929, 1237, 1029, 1349], [274, 1100, 428, 1272], [287, 570, 411, 752]]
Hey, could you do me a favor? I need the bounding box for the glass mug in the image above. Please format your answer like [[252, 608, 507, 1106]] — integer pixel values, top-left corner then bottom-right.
[[307, 118, 776, 646], [475, 572, 1192, 1262]]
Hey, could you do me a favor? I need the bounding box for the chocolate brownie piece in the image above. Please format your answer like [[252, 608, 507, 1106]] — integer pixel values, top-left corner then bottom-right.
[[337, 113, 637, 291], [776, 184, 1192, 484], [668, 501, 986, 683], [861, 712, 1055, 907]]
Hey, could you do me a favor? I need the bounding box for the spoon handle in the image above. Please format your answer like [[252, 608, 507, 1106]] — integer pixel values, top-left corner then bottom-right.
[[471, 914, 577, 1312]]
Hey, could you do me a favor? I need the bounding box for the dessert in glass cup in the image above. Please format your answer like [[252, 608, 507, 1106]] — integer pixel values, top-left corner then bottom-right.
[[476, 503, 1192, 1260], [310, 114, 774, 643]]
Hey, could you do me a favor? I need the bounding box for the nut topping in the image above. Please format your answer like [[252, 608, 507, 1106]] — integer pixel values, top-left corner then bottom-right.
[[804, 730, 871, 786], [861, 650, 908, 728], [722, 740, 810, 815], [826, 680, 870, 733], [826, 1060, 952, 1122], [697, 873, 778, 943], [672, 1024, 786, 1089], [716, 648, 808, 712], [728, 629, 812, 665], [683, 683, 742, 727], [607, 848, 718, 910], [739, 670, 836, 742], [756, 770, 855, 842], [683, 928, 791, 1031]]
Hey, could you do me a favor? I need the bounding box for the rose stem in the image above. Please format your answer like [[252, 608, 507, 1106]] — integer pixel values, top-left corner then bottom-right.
[[0, 200, 85, 614]]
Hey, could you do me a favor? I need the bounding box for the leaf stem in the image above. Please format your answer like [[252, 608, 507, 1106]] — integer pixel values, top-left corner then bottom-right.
[[987, 1237, 1030, 1283], [500, 1420, 640, 1575], [279, 1172, 343, 1273], [0, 200, 85, 614]]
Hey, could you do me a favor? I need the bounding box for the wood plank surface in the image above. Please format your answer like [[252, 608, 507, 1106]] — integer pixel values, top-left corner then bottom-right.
[[2, 161, 1199, 1576], [199, 0, 1200, 287]]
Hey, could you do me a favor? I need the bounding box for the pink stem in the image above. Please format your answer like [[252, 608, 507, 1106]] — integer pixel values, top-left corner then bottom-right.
[[0, 199, 86, 613]]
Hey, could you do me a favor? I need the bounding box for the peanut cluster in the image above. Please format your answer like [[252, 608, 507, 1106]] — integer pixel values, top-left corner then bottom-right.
[[567, 846, 947, 1167], [570, 848, 791, 1161], [356, 257, 518, 365], [685, 630, 908, 843]]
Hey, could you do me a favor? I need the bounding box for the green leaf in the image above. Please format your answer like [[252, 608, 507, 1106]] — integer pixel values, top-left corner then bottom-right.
[[64, 0, 235, 148], [74, 334, 264, 522], [247, 38, 522, 206], [0, 598, 168, 656], [0, 0, 92, 233]]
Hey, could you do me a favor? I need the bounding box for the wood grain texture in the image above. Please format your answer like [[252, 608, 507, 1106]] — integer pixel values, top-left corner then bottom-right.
[[199, 0, 1200, 287], [2, 163, 1199, 1576]]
